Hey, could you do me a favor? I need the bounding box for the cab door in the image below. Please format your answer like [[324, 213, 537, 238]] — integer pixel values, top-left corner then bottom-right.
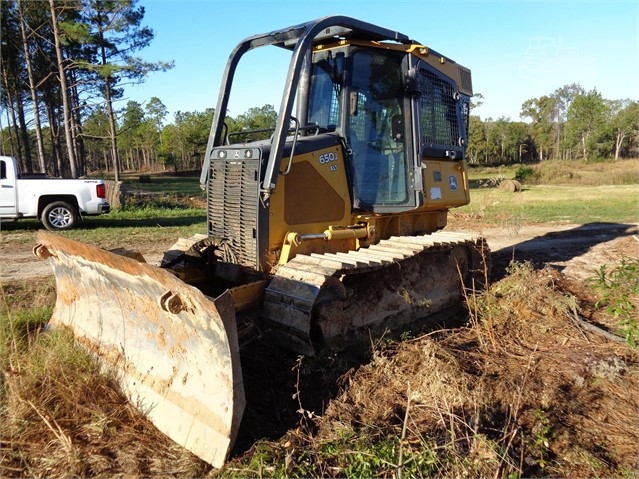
[[345, 48, 417, 213]]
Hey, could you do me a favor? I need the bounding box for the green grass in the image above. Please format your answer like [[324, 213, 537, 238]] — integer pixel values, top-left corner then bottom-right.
[[0, 206, 207, 247], [592, 257, 639, 348], [458, 184, 639, 225]]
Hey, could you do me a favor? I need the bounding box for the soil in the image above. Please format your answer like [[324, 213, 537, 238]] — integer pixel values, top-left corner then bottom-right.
[[0, 231, 174, 282]]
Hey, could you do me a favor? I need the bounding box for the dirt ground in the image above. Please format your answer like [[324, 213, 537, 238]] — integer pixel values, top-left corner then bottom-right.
[[2, 221, 637, 284], [0, 231, 171, 281], [2, 220, 638, 477]]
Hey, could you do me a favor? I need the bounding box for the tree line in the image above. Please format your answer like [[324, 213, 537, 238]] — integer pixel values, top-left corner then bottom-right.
[[0, 0, 171, 181], [2, 0, 638, 180], [468, 85, 639, 164]]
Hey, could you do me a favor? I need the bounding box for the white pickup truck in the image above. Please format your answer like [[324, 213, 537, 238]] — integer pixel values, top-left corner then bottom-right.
[[0, 155, 110, 230]]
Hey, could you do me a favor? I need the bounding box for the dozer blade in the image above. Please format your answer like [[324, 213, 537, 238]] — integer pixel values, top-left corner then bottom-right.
[[34, 230, 245, 468]]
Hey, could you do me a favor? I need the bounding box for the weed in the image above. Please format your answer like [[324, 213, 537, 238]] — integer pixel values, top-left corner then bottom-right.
[[0, 280, 209, 478], [531, 409, 555, 470], [0, 279, 55, 363], [591, 257, 639, 347], [317, 433, 440, 478], [399, 289, 432, 308]]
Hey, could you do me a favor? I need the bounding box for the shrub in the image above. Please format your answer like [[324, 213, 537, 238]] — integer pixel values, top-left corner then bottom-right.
[[514, 164, 540, 184], [592, 257, 639, 348]]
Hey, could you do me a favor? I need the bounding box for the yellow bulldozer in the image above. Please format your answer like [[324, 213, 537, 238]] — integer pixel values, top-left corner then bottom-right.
[[35, 15, 490, 468]]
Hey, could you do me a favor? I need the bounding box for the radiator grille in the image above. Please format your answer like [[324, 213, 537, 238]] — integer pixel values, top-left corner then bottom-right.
[[208, 159, 259, 268]]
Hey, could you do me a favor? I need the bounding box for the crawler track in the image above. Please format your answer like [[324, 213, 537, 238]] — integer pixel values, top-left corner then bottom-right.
[[262, 231, 490, 354]]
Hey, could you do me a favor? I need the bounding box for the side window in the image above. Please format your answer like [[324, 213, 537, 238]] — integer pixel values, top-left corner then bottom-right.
[[308, 53, 343, 129], [0, 160, 6, 180]]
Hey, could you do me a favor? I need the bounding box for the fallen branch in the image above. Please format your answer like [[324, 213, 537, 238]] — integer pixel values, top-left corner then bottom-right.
[[571, 306, 626, 344]]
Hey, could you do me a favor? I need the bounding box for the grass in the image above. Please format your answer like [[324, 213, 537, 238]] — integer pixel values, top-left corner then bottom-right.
[[457, 184, 639, 225], [213, 261, 638, 478], [463, 158, 639, 226], [592, 257, 639, 347], [123, 173, 203, 196], [468, 158, 639, 187], [0, 205, 207, 248], [3, 260, 637, 477], [0, 278, 209, 477], [2, 159, 636, 247]]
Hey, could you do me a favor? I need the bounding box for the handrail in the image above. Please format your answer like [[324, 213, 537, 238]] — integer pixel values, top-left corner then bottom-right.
[[279, 117, 299, 176]]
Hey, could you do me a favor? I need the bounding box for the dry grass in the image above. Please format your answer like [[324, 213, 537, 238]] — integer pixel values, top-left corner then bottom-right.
[[0, 279, 208, 478], [469, 158, 639, 187], [2, 263, 638, 478], [528, 158, 639, 186], [218, 263, 639, 478]]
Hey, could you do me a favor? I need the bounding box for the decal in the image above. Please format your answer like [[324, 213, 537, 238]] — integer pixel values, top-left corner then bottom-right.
[[318, 152, 337, 165], [430, 187, 442, 200], [433, 171, 442, 182], [448, 175, 458, 192]]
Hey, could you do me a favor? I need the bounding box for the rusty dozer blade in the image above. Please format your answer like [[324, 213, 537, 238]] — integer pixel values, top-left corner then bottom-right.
[[34, 230, 245, 468]]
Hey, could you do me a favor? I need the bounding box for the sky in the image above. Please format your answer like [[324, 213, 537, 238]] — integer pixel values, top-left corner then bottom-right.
[[124, 0, 639, 123]]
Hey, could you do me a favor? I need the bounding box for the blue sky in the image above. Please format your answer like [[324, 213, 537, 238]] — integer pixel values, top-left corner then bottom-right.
[[124, 0, 639, 122]]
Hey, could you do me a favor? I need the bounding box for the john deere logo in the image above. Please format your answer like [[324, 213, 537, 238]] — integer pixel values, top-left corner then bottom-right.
[[448, 175, 458, 191]]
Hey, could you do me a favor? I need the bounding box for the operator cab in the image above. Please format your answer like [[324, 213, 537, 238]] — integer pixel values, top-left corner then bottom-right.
[[306, 43, 470, 214]]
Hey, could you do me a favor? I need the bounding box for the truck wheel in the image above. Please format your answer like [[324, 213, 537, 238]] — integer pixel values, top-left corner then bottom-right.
[[41, 201, 78, 231]]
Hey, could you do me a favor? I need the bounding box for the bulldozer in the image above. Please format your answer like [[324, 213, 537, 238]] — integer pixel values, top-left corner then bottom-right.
[[34, 15, 490, 468]]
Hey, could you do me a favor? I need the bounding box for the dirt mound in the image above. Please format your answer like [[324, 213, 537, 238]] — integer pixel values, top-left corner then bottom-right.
[[303, 263, 639, 477]]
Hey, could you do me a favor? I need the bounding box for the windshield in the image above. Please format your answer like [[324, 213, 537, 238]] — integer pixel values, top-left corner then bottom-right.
[[307, 47, 412, 211]]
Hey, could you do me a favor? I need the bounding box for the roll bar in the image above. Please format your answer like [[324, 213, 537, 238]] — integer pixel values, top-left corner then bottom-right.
[[201, 15, 415, 203]]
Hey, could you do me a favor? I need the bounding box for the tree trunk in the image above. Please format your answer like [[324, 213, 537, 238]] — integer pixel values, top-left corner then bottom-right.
[[18, 0, 46, 173], [102, 76, 121, 181], [15, 91, 33, 173], [45, 103, 63, 177], [49, 0, 78, 178], [1, 68, 23, 162], [581, 134, 588, 161], [614, 131, 624, 160], [70, 71, 86, 175]]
